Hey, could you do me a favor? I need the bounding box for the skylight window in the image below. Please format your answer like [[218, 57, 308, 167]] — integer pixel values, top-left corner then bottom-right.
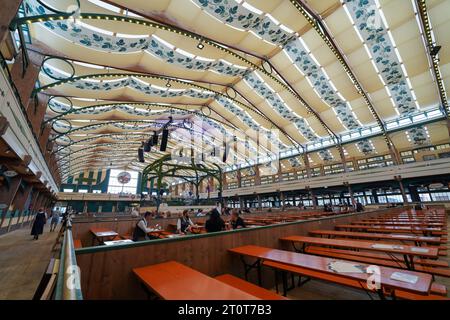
[[76, 21, 114, 36], [152, 34, 175, 50], [73, 61, 105, 69], [116, 33, 149, 39], [88, 0, 121, 13], [241, 1, 263, 15]]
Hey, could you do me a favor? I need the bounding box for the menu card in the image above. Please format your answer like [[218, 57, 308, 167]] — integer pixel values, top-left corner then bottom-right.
[[328, 261, 366, 273], [410, 247, 429, 253], [371, 244, 404, 250], [390, 272, 418, 284]]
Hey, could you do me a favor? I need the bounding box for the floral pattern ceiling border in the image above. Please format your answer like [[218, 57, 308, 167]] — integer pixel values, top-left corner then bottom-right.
[[244, 72, 319, 141], [195, 0, 293, 45], [25, 0, 248, 77], [194, 0, 360, 130], [344, 0, 417, 115]]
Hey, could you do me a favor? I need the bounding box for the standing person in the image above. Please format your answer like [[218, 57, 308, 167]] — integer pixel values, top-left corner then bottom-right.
[[205, 209, 225, 233], [31, 208, 47, 240], [355, 200, 365, 212], [230, 210, 246, 230], [50, 209, 60, 232]]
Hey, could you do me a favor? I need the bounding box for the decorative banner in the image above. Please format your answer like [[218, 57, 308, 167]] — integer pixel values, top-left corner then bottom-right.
[[194, 0, 292, 46], [117, 171, 131, 184], [318, 149, 334, 162], [288, 157, 302, 168], [356, 139, 374, 155], [244, 72, 319, 141], [408, 126, 429, 146], [284, 40, 359, 130]]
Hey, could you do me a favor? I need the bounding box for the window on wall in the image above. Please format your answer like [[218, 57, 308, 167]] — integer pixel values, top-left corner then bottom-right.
[[63, 188, 74, 193], [107, 169, 139, 194]]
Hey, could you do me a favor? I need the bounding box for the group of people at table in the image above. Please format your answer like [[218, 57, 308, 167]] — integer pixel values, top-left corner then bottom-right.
[[132, 208, 246, 241]]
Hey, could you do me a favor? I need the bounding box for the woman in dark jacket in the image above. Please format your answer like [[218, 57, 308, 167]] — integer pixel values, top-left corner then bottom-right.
[[205, 209, 225, 233], [31, 208, 47, 240]]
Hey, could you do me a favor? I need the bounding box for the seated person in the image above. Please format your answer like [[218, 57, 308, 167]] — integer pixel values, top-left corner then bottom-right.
[[132, 212, 158, 241], [205, 209, 225, 233], [196, 209, 205, 217], [230, 210, 246, 230], [176, 210, 195, 234]]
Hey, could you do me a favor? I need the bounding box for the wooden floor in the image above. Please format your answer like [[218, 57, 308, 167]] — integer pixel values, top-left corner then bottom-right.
[[0, 223, 59, 299]]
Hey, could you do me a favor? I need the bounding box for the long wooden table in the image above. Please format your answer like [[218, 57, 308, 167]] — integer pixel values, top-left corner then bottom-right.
[[228, 245, 433, 298], [335, 224, 446, 236], [280, 236, 439, 270], [309, 229, 443, 245], [133, 261, 260, 300], [354, 221, 445, 227]]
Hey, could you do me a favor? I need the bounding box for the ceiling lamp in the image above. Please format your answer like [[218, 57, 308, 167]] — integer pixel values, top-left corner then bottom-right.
[[430, 45, 441, 57], [197, 40, 204, 50], [165, 80, 171, 88]]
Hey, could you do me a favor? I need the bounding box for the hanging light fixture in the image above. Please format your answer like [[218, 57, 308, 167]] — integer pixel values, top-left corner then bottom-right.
[[197, 39, 204, 50]]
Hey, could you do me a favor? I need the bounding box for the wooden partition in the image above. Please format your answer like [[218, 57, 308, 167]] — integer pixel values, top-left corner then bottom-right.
[[75, 207, 402, 299]]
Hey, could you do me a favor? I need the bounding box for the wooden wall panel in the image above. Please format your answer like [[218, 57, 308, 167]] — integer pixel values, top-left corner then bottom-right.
[[75, 209, 397, 299]]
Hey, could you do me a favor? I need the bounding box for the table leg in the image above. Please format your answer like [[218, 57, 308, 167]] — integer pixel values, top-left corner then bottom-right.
[[240, 256, 262, 285], [403, 254, 413, 270]]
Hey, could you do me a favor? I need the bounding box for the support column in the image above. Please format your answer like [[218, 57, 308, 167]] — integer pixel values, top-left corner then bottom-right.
[[302, 153, 312, 178], [9, 182, 33, 231], [257, 194, 262, 210], [10, 50, 45, 109], [306, 186, 317, 210], [394, 175, 408, 204], [236, 169, 242, 188], [0, 175, 22, 228], [27, 93, 48, 136], [0, 0, 21, 43], [280, 191, 285, 211], [371, 189, 379, 204], [408, 185, 421, 203], [254, 165, 261, 185], [344, 182, 356, 208]]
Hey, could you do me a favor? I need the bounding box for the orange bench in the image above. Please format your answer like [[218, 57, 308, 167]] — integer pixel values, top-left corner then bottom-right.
[[263, 260, 447, 300], [215, 274, 287, 300]]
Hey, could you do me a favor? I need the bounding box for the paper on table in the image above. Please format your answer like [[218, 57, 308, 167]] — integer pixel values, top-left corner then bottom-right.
[[328, 261, 366, 273], [371, 244, 404, 250], [97, 231, 117, 236], [390, 272, 418, 284], [410, 247, 429, 253]]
